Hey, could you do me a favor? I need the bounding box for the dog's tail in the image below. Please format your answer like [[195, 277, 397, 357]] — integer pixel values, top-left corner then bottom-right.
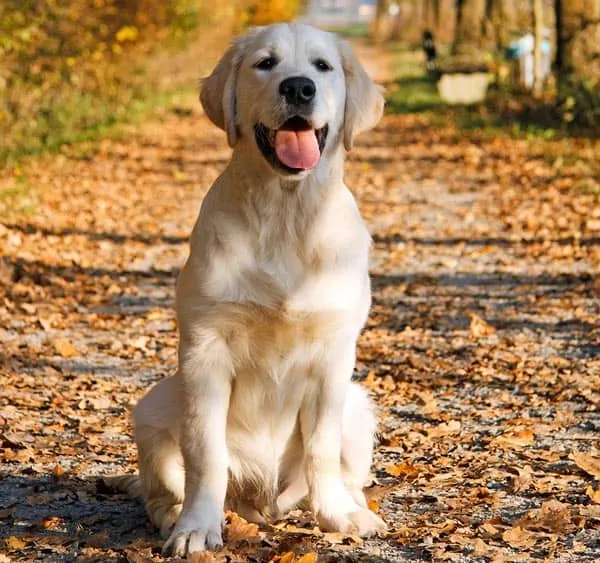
[[100, 474, 144, 500]]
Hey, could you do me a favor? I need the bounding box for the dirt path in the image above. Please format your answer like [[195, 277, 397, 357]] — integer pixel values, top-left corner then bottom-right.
[[1, 45, 599, 563]]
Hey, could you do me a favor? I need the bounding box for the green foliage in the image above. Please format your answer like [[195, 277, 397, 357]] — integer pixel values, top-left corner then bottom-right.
[[386, 76, 444, 114], [0, 0, 211, 166], [558, 77, 600, 128]]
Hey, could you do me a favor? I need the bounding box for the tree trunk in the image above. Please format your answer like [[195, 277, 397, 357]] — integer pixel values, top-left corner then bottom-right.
[[555, 0, 564, 70], [453, 0, 487, 55], [437, 0, 457, 44], [372, 0, 389, 44], [559, 0, 600, 80], [491, 0, 519, 50], [533, 0, 545, 96]]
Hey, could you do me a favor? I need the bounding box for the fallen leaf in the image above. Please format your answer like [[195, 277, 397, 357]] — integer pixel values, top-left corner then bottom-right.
[[471, 537, 490, 556], [226, 512, 259, 542], [52, 338, 78, 358], [322, 531, 362, 545], [427, 420, 461, 437], [296, 554, 318, 563], [0, 507, 15, 519], [25, 492, 55, 506], [491, 428, 535, 449], [39, 516, 62, 529], [5, 536, 26, 550], [502, 526, 536, 549], [509, 465, 533, 493], [53, 464, 66, 479], [480, 521, 501, 537], [85, 530, 109, 547], [586, 485, 600, 504], [570, 450, 600, 478], [513, 499, 573, 535], [469, 314, 496, 338], [278, 553, 296, 563], [385, 460, 427, 479], [188, 552, 217, 563]]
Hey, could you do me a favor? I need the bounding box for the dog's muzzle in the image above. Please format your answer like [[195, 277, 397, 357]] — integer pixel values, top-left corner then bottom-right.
[[254, 116, 329, 175]]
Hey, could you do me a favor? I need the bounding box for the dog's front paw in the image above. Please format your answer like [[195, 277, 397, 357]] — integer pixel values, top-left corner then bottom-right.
[[162, 504, 223, 556], [318, 505, 387, 537], [314, 483, 386, 537]]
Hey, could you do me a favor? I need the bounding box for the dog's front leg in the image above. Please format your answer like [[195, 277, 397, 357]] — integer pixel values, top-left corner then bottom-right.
[[302, 346, 386, 536], [163, 339, 232, 556]]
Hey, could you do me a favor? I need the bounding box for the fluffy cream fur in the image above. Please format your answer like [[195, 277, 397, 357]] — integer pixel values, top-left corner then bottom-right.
[[130, 23, 385, 556]]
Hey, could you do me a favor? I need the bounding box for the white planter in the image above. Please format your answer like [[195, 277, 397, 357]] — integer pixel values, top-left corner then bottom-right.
[[437, 72, 491, 105]]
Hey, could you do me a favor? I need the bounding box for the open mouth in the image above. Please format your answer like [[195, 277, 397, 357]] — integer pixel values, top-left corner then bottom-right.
[[254, 116, 329, 175]]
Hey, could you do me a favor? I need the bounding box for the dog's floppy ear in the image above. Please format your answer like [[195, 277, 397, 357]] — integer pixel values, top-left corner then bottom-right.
[[337, 39, 385, 151], [200, 28, 263, 147]]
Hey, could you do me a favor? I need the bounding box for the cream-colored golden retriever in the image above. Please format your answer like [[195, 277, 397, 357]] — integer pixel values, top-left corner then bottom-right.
[[131, 23, 385, 556]]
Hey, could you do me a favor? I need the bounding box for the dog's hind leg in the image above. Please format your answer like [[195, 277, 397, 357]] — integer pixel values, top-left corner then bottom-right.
[[134, 378, 185, 538], [340, 382, 378, 508]]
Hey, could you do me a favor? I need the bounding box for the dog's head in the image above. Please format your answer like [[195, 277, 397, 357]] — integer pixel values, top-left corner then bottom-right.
[[200, 23, 384, 179]]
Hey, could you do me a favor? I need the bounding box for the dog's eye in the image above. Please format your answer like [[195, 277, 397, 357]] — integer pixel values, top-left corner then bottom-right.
[[313, 59, 333, 72], [254, 57, 278, 71]]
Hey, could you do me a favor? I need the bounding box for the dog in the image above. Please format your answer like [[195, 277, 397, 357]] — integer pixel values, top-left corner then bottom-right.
[[129, 23, 385, 556]]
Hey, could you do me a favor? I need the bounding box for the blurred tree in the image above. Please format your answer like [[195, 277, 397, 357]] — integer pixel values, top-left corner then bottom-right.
[[533, 0, 545, 97], [373, 0, 390, 44], [488, 0, 519, 50], [554, 0, 600, 125], [453, 0, 487, 54], [556, 0, 600, 79]]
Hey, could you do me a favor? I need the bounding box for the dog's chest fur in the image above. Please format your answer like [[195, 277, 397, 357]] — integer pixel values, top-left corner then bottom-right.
[[195, 180, 371, 316]]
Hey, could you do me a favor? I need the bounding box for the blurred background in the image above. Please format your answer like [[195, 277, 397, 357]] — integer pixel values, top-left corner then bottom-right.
[[0, 0, 598, 168]]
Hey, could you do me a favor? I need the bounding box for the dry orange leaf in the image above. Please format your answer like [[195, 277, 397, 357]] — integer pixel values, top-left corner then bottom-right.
[[480, 521, 500, 537], [5, 536, 26, 550], [188, 552, 217, 563], [39, 516, 62, 529], [427, 420, 461, 437], [516, 500, 572, 534], [502, 526, 536, 549], [492, 428, 534, 449], [296, 554, 318, 563], [570, 450, 600, 478], [226, 511, 259, 542], [52, 338, 78, 358], [277, 553, 296, 563], [471, 538, 490, 557], [53, 464, 66, 479], [367, 498, 380, 513], [509, 464, 533, 493], [586, 485, 600, 504], [386, 460, 422, 478], [323, 531, 362, 545], [469, 314, 496, 338]]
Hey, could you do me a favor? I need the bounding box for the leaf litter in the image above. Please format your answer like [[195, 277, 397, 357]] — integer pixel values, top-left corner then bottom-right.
[[1, 45, 599, 562]]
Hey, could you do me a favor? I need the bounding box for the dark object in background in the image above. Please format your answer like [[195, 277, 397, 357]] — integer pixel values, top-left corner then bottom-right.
[[423, 30, 437, 71]]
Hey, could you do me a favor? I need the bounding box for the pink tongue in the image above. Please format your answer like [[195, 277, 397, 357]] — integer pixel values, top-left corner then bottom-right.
[[274, 129, 320, 170]]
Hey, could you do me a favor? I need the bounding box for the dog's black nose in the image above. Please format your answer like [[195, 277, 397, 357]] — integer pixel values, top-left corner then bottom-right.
[[279, 76, 316, 106]]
